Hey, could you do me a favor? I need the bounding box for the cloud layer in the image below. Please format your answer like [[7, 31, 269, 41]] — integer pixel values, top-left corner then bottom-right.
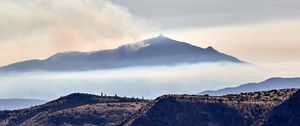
[[1, 63, 299, 100]]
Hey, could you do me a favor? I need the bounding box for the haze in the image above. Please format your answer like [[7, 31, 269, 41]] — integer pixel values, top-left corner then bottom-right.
[[0, 0, 300, 67], [0, 0, 300, 100], [1, 63, 299, 100]]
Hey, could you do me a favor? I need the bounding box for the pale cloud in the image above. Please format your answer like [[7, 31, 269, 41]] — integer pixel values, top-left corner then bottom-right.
[[0, 0, 159, 66], [1, 62, 299, 100], [0, 63, 273, 100]]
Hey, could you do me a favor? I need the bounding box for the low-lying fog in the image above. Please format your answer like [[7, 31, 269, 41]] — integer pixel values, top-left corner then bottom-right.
[[0, 62, 299, 100]]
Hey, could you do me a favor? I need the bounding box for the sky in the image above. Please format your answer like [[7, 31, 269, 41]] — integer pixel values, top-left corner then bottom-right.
[[0, 0, 300, 67], [0, 0, 300, 100]]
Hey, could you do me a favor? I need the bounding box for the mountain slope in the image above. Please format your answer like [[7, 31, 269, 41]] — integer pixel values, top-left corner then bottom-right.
[[0, 89, 298, 126], [0, 35, 244, 72], [124, 96, 247, 126], [121, 89, 298, 126], [0, 99, 46, 110], [0, 93, 148, 126], [199, 77, 300, 96]]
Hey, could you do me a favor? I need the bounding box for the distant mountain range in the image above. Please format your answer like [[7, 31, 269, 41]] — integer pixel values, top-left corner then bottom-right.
[[1, 89, 299, 126], [0, 35, 244, 72], [198, 77, 300, 96], [0, 98, 46, 110]]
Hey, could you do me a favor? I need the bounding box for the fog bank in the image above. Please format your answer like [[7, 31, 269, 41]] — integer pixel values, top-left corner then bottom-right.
[[1, 63, 296, 100]]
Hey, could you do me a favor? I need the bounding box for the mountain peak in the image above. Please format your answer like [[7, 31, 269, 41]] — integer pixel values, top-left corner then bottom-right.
[[151, 34, 172, 40], [143, 35, 178, 46], [157, 33, 167, 38]]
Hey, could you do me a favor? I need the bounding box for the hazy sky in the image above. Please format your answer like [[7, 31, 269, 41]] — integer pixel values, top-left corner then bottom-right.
[[0, 0, 300, 68], [111, 0, 300, 28], [1, 0, 300, 100]]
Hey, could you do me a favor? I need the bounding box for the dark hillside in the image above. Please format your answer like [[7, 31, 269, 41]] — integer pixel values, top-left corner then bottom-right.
[[121, 89, 298, 126]]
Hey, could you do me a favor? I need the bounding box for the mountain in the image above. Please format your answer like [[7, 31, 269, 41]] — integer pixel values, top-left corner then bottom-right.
[[198, 77, 300, 96], [0, 89, 298, 126], [0, 35, 244, 72], [0, 93, 148, 126], [0, 98, 46, 110]]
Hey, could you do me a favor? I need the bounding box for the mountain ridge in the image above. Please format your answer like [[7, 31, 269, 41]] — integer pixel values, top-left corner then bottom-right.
[[0, 35, 245, 72], [1, 89, 298, 126], [118, 89, 299, 126], [0, 93, 148, 126], [198, 77, 300, 96]]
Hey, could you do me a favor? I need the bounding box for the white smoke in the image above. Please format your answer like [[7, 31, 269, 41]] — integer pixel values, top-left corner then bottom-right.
[[0, 0, 159, 66]]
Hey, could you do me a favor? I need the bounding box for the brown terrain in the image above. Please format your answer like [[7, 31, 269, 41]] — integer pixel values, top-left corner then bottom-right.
[[0, 93, 148, 126], [0, 88, 299, 126], [120, 88, 298, 126]]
